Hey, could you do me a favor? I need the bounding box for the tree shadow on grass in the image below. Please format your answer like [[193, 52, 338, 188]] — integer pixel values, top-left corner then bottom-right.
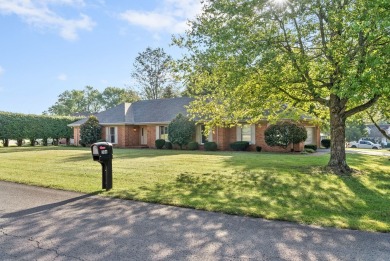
[[129, 166, 390, 231]]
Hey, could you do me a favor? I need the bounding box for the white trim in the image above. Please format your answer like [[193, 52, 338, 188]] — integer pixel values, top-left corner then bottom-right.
[[236, 126, 242, 141], [156, 126, 160, 140], [208, 131, 213, 142], [251, 124, 256, 144], [106, 126, 118, 144]]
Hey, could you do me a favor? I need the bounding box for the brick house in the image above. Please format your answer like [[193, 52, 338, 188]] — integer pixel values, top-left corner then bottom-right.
[[68, 97, 320, 152]]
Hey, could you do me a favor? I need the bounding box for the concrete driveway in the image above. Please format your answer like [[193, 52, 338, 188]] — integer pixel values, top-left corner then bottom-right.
[[346, 148, 390, 157], [1, 181, 389, 261]]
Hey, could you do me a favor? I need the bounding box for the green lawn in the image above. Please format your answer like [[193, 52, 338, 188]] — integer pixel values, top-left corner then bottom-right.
[[1, 146, 389, 232]]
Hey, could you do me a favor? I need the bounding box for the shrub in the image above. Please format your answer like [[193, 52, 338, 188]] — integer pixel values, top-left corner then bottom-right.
[[304, 148, 316, 153], [256, 146, 262, 152], [80, 116, 102, 146], [164, 141, 173, 149], [321, 139, 331, 148], [187, 141, 199, 150], [168, 113, 196, 149], [265, 121, 307, 148], [304, 144, 317, 151], [230, 141, 250, 151], [204, 142, 218, 151], [155, 139, 166, 149]]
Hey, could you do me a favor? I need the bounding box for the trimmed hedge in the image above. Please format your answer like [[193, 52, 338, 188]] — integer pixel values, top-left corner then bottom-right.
[[164, 141, 173, 149], [0, 111, 80, 147], [204, 142, 218, 151], [230, 141, 250, 151], [304, 144, 317, 151], [155, 139, 166, 149], [187, 141, 199, 150], [321, 139, 331, 149]]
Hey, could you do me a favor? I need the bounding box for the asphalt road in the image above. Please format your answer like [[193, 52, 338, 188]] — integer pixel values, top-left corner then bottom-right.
[[1, 181, 389, 261]]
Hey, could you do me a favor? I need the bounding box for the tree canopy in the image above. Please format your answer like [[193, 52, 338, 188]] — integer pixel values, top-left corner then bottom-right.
[[132, 47, 180, 100], [45, 86, 139, 115], [175, 0, 390, 173]]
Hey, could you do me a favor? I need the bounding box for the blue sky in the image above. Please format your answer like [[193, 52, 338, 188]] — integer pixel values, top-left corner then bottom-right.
[[0, 0, 202, 114]]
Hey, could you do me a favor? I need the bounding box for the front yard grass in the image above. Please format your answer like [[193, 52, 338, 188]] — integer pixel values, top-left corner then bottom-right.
[[0, 146, 389, 232]]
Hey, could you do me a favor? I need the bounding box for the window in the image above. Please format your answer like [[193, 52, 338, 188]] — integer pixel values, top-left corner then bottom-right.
[[106, 127, 117, 144], [237, 124, 255, 144], [197, 125, 212, 144], [241, 125, 252, 142], [159, 126, 168, 141]]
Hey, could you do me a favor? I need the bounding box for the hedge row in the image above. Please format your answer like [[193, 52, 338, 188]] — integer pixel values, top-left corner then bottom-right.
[[0, 111, 80, 146]]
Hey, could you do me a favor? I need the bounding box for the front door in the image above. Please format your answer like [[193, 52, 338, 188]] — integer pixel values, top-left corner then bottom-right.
[[141, 127, 147, 145], [305, 127, 314, 145]]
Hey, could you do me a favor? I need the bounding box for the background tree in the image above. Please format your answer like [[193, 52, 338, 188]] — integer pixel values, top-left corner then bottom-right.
[[46, 86, 139, 115], [174, 0, 389, 173], [168, 113, 195, 149], [80, 116, 102, 146], [101, 87, 140, 110], [84, 86, 103, 113], [345, 118, 368, 142], [46, 89, 86, 115], [132, 47, 179, 100]]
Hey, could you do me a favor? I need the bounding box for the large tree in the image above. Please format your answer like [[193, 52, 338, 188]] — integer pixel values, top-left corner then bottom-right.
[[132, 47, 179, 100], [174, 0, 389, 173]]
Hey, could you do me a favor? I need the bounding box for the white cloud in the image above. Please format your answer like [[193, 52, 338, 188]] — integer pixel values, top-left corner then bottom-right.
[[57, 73, 67, 81], [0, 0, 95, 41], [119, 0, 202, 34]]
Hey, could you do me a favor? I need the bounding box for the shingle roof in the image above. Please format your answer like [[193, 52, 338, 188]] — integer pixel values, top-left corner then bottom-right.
[[366, 124, 390, 138], [68, 97, 193, 126]]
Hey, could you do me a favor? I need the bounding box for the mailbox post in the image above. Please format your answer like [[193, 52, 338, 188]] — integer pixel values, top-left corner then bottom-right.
[[91, 142, 113, 191]]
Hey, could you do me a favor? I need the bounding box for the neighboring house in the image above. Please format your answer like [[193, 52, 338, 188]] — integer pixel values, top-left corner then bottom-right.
[[68, 97, 320, 152], [365, 124, 390, 146]]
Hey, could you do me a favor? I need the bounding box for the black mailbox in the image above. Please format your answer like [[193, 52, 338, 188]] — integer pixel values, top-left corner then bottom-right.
[[91, 142, 113, 191]]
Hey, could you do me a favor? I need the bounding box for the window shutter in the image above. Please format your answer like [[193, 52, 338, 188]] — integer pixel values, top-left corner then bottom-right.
[[251, 124, 256, 144], [208, 129, 213, 142], [105, 127, 109, 141], [115, 127, 118, 144], [236, 126, 242, 141], [196, 125, 201, 143], [156, 126, 160, 140]]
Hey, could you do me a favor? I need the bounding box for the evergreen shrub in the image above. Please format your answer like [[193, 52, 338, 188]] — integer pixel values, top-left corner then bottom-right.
[[230, 141, 250, 151], [204, 142, 218, 151]]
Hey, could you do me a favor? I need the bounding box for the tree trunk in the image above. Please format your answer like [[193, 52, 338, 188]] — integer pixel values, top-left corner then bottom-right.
[[327, 95, 352, 174]]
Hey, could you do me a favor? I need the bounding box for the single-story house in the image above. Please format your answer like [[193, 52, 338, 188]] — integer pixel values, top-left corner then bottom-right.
[[68, 97, 320, 152]]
